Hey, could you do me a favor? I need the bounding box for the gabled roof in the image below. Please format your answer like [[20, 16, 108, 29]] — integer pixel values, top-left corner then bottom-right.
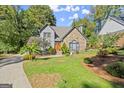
[[50, 26, 72, 40], [109, 16, 124, 26], [99, 16, 124, 35], [40, 25, 87, 41], [62, 27, 87, 41]]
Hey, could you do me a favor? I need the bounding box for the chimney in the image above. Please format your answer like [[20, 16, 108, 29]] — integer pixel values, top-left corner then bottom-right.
[[78, 25, 83, 33]]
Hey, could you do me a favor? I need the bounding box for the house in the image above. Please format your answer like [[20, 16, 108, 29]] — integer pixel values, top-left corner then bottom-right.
[[99, 15, 124, 47], [39, 24, 86, 53]]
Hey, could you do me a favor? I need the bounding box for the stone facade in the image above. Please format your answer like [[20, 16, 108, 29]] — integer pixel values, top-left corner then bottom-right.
[[63, 28, 86, 50]]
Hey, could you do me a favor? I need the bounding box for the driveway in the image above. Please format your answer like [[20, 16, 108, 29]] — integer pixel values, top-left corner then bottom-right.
[[0, 56, 31, 88]]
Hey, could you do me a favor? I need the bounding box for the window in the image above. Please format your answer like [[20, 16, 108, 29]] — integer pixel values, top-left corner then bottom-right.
[[43, 32, 51, 39], [47, 33, 51, 38], [69, 40, 80, 52]]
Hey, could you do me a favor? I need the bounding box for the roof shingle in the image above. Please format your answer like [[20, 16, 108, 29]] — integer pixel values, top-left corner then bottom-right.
[[50, 26, 72, 40]]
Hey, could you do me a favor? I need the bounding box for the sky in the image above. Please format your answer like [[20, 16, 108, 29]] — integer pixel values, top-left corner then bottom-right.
[[21, 5, 91, 26]]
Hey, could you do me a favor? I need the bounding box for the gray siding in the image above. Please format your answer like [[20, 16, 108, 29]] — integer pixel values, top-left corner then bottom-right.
[[40, 26, 55, 48], [99, 18, 124, 35]]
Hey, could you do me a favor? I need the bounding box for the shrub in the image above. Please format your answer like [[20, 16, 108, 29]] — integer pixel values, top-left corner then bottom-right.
[[87, 34, 101, 49], [117, 50, 124, 56], [61, 43, 70, 54], [19, 43, 40, 60], [23, 54, 35, 60], [48, 46, 56, 55], [65, 53, 70, 56], [101, 34, 120, 48], [105, 62, 124, 78], [97, 49, 108, 57], [106, 47, 118, 55], [84, 58, 93, 64], [19, 43, 40, 55]]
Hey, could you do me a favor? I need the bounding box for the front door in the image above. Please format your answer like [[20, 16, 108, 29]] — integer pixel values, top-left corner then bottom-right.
[[55, 42, 61, 52]]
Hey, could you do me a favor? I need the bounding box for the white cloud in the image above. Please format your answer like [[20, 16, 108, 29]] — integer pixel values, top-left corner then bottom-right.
[[60, 18, 65, 22], [49, 5, 63, 12], [82, 9, 90, 15], [50, 5, 80, 12], [71, 6, 80, 12], [64, 5, 80, 12], [69, 13, 79, 20], [64, 5, 72, 12]]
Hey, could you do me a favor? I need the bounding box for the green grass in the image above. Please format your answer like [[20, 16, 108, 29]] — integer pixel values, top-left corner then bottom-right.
[[23, 50, 124, 88]]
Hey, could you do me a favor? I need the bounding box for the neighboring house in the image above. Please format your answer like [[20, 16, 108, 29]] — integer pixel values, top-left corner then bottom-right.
[[39, 24, 86, 53], [99, 15, 124, 47]]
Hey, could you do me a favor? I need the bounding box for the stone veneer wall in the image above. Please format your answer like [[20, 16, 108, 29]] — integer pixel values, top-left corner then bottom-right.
[[62, 28, 86, 50]]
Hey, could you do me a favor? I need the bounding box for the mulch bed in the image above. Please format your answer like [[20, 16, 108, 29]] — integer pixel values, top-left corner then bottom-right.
[[81, 54, 124, 85]]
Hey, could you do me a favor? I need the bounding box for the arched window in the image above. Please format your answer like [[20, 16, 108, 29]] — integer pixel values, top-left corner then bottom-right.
[[69, 40, 80, 52]]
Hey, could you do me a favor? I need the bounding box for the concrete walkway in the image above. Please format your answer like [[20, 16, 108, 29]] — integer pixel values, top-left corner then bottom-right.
[[0, 56, 31, 88]]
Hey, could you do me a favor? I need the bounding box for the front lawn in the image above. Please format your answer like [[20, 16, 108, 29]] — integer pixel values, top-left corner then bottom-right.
[[23, 50, 124, 88]]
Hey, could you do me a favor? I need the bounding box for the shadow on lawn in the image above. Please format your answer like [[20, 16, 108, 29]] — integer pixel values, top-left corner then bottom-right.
[[33, 57, 51, 61], [0, 56, 23, 68], [81, 81, 124, 88]]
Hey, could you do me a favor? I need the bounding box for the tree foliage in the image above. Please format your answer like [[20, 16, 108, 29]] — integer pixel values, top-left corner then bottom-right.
[[0, 5, 56, 53], [101, 34, 121, 48], [88, 33, 121, 49], [87, 33, 100, 49], [92, 5, 121, 32], [24, 5, 56, 30], [93, 5, 121, 20], [72, 6, 122, 36], [72, 17, 96, 38]]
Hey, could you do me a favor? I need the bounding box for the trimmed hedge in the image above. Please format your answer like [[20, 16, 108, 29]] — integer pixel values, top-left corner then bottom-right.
[[105, 61, 124, 78], [84, 58, 93, 64]]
